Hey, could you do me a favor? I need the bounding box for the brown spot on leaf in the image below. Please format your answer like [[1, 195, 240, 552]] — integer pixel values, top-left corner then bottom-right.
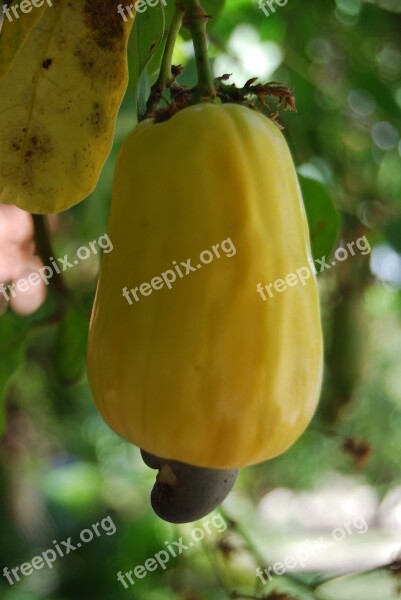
[[42, 58, 53, 69], [74, 47, 98, 78], [89, 102, 107, 135], [21, 130, 52, 184], [83, 0, 125, 51], [11, 134, 24, 152], [24, 133, 51, 165]]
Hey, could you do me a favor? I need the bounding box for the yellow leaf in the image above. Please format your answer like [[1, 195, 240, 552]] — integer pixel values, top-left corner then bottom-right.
[[0, 0, 135, 214], [0, 0, 50, 80]]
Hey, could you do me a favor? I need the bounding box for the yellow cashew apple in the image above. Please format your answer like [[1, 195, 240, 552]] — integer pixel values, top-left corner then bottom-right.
[[87, 103, 323, 469]]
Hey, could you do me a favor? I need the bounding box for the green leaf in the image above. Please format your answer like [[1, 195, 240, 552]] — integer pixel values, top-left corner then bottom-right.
[[55, 309, 89, 386], [129, 0, 167, 115], [367, 0, 401, 13], [134, 5, 166, 76], [298, 174, 340, 261], [0, 314, 26, 435], [385, 218, 401, 253], [202, 0, 226, 18]]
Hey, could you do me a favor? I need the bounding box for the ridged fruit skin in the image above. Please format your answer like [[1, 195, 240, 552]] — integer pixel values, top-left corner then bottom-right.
[[87, 103, 323, 469]]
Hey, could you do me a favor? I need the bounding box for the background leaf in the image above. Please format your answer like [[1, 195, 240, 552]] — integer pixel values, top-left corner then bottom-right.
[[129, 1, 167, 117], [202, 0, 226, 18], [298, 174, 340, 261], [385, 218, 401, 253], [0, 315, 26, 435], [132, 2, 166, 76], [55, 308, 89, 386]]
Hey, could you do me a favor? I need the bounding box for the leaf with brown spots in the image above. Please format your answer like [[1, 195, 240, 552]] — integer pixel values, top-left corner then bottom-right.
[[0, 0, 49, 80], [0, 0, 135, 214]]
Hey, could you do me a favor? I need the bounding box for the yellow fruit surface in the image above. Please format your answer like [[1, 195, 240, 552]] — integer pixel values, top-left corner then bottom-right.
[[87, 103, 323, 469]]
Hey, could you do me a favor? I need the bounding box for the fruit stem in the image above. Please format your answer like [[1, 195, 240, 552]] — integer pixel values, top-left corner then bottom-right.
[[180, 0, 216, 100], [144, 4, 184, 118]]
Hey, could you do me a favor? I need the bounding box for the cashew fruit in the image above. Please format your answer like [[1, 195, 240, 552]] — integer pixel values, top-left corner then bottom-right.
[[87, 103, 323, 469], [141, 450, 239, 524]]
